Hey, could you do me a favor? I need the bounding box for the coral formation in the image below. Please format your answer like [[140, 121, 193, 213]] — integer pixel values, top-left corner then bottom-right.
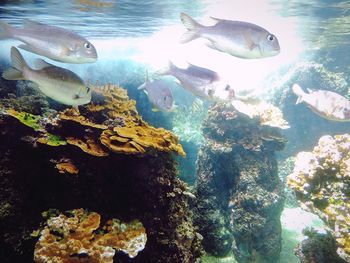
[[233, 100, 290, 129], [34, 208, 146, 263], [287, 134, 350, 262], [0, 94, 202, 262], [1, 84, 185, 158], [51, 158, 79, 175], [294, 227, 347, 263], [193, 103, 286, 263]]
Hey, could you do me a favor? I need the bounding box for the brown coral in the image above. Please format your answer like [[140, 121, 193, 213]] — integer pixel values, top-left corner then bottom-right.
[[287, 134, 350, 262], [34, 209, 147, 263]]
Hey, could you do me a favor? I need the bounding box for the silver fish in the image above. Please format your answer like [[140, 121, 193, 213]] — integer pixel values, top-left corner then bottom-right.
[[2, 46, 91, 106], [292, 84, 350, 121], [180, 12, 280, 59], [138, 78, 174, 112], [158, 61, 234, 102], [0, 20, 97, 63]]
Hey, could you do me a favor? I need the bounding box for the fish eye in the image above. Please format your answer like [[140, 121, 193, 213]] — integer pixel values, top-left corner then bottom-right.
[[84, 42, 91, 49], [164, 96, 168, 101], [86, 87, 90, 93], [267, 34, 274, 41], [225, 85, 230, 91]]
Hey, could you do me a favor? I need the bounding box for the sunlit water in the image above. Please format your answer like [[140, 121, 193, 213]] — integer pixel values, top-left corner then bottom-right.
[[0, 0, 349, 262]]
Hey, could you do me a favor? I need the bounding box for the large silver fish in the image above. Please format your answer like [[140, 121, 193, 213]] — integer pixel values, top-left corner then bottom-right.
[[138, 78, 174, 112], [292, 84, 350, 121], [158, 61, 234, 102], [180, 13, 280, 59], [0, 20, 97, 63], [2, 46, 91, 106]]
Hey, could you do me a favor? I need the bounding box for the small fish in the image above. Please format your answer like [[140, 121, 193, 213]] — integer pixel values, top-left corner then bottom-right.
[[292, 84, 350, 121], [158, 61, 234, 102], [2, 47, 91, 106], [138, 78, 174, 112], [0, 20, 97, 63], [191, 98, 204, 112], [180, 12, 280, 59]]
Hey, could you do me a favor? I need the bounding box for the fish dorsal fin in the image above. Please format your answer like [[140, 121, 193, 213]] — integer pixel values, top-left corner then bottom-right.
[[35, 59, 54, 69], [209, 16, 223, 23], [23, 19, 43, 28]]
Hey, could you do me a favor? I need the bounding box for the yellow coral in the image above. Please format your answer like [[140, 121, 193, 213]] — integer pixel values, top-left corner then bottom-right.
[[34, 209, 146, 263], [3, 84, 185, 157], [287, 134, 350, 262]]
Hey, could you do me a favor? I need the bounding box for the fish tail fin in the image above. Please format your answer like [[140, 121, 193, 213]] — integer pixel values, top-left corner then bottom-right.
[[156, 61, 175, 76], [292, 84, 305, 104], [0, 21, 14, 40], [137, 69, 150, 90], [180, 12, 202, 43], [2, 46, 28, 80]]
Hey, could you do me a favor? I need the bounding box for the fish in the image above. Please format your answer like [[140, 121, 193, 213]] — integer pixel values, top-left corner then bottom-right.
[[158, 61, 234, 102], [2, 46, 91, 106], [180, 12, 280, 59], [292, 84, 350, 121], [0, 19, 97, 63], [138, 78, 174, 112]]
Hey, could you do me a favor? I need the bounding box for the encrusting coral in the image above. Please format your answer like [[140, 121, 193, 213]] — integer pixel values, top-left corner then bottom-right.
[[1, 84, 185, 161], [34, 208, 147, 263], [287, 134, 350, 262]]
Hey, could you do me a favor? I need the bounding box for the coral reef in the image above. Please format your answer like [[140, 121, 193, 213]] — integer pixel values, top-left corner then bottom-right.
[[0, 83, 202, 263], [193, 103, 286, 263], [294, 228, 346, 263], [2, 84, 185, 158], [287, 134, 350, 262], [232, 100, 289, 129], [34, 208, 146, 263]]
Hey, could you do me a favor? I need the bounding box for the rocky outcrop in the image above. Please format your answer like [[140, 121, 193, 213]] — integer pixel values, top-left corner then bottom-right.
[[193, 103, 286, 263]]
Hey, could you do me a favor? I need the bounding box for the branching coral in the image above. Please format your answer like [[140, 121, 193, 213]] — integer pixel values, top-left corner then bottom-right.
[[287, 134, 350, 262], [1, 84, 185, 157], [34, 208, 147, 263]]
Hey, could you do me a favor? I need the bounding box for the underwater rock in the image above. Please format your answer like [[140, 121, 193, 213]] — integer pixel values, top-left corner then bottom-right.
[[294, 227, 346, 263], [193, 103, 286, 262], [0, 84, 202, 262], [288, 134, 350, 262], [34, 209, 147, 262]]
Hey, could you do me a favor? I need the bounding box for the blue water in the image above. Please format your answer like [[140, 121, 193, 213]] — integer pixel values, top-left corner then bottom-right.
[[0, 1, 350, 262]]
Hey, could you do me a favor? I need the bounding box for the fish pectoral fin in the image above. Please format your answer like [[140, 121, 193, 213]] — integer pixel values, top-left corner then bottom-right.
[[61, 46, 72, 56], [243, 32, 257, 51], [151, 107, 160, 112], [35, 59, 54, 69]]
